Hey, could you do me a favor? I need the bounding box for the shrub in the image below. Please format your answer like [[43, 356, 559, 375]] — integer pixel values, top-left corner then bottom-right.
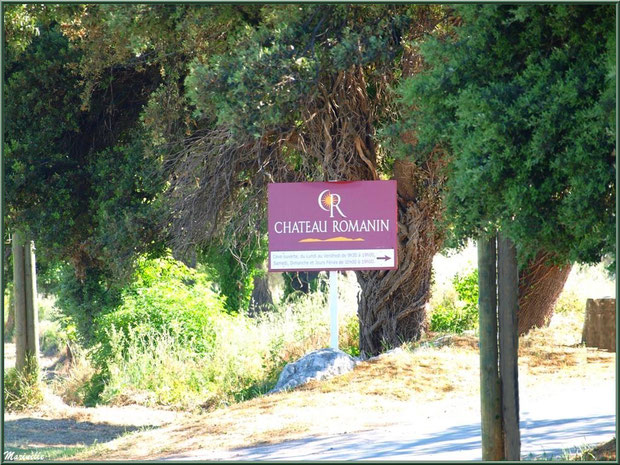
[[340, 312, 360, 357], [90, 285, 355, 410], [430, 269, 479, 333], [4, 356, 44, 411], [554, 289, 585, 315], [52, 346, 97, 406], [52, 264, 123, 346], [39, 321, 64, 356], [92, 255, 226, 368], [199, 234, 268, 313], [65, 256, 358, 410]]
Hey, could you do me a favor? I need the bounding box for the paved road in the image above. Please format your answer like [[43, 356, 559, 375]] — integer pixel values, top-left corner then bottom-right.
[[166, 378, 615, 461]]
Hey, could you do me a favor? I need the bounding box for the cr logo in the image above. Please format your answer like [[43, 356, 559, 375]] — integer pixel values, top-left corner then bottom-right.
[[318, 189, 347, 218]]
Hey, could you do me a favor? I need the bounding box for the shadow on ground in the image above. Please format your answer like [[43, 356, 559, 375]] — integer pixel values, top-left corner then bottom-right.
[[4, 418, 156, 447], [176, 413, 615, 461]]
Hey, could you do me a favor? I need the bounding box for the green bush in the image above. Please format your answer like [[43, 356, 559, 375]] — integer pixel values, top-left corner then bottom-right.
[[4, 356, 43, 411], [93, 255, 225, 368], [88, 284, 353, 410], [554, 289, 585, 315], [430, 269, 479, 334], [199, 233, 268, 314], [341, 312, 360, 357], [53, 264, 123, 346], [62, 255, 358, 410]]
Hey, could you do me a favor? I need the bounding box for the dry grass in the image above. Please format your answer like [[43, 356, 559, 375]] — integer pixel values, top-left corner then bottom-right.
[[570, 437, 616, 461], [70, 307, 615, 461], [518, 312, 616, 386]]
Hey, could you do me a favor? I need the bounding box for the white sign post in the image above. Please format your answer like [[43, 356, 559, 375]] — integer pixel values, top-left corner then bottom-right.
[[329, 271, 339, 350]]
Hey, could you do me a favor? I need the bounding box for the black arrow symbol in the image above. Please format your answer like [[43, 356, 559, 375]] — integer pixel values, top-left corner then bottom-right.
[[376, 255, 391, 261]]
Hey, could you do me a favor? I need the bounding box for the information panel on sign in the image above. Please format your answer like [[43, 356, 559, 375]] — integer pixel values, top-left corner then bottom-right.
[[268, 180, 398, 272]]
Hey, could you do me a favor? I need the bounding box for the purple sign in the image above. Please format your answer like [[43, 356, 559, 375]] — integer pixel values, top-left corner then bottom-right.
[[268, 180, 398, 271]]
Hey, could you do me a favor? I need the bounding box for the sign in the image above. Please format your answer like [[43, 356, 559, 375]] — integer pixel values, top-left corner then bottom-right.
[[268, 180, 398, 271]]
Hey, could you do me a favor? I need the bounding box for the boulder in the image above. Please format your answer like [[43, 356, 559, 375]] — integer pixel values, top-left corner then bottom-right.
[[582, 298, 616, 352], [269, 348, 357, 394]]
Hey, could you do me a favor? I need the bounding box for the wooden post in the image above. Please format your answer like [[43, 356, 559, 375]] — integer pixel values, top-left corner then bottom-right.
[[12, 231, 27, 372], [477, 236, 504, 460], [498, 234, 521, 460], [11, 232, 39, 373], [24, 240, 40, 360]]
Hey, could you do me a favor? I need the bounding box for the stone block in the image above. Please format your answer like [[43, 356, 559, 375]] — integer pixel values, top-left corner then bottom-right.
[[582, 298, 616, 352], [269, 348, 357, 394]]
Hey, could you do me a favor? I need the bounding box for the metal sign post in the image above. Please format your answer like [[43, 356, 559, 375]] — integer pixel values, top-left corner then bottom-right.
[[329, 271, 339, 350]]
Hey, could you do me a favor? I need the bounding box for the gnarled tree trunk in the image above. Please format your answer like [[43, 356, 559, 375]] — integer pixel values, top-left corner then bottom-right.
[[518, 251, 572, 335], [249, 273, 274, 316], [356, 159, 444, 356]]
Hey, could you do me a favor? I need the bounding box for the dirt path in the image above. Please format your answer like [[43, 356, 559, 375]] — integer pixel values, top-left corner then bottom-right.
[[4, 390, 185, 450], [3, 343, 187, 455], [165, 377, 615, 461]]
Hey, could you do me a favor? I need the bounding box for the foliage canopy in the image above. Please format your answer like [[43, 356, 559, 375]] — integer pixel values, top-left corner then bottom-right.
[[395, 4, 615, 267]]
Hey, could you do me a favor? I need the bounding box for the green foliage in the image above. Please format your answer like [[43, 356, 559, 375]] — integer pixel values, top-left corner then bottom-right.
[[282, 272, 326, 301], [4, 24, 85, 253], [88, 137, 168, 280], [186, 4, 414, 136], [430, 269, 479, 334], [4, 356, 44, 412], [39, 319, 73, 356], [86, 287, 345, 410], [57, 277, 362, 410], [341, 313, 360, 357], [200, 236, 268, 313], [52, 265, 123, 346], [394, 5, 615, 267], [92, 255, 225, 369], [5, 17, 169, 317], [553, 290, 584, 316], [453, 269, 479, 312]]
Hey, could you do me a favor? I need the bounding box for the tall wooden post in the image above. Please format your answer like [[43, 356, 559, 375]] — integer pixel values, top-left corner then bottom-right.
[[477, 236, 504, 460], [498, 234, 521, 460], [12, 231, 27, 372], [11, 231, 39, 373], [24, 240, 40, 359]]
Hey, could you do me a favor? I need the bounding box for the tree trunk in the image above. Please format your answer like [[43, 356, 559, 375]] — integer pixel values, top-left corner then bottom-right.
[[518, 251, 572, 335], [249, 273, 274, 316], [356, 159, 443, 356], [24, 240, 40, 359]]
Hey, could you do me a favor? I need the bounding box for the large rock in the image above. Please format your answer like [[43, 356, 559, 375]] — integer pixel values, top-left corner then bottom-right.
[[582, 298, 616, 352], [269, 348, 357, 394]]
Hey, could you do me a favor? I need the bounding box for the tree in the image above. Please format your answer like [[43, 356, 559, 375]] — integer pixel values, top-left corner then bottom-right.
[[4, 4, 276, 333], [171, 4, 455, 355], [395, 4, 615, 331], [4, 9, 169, 342]]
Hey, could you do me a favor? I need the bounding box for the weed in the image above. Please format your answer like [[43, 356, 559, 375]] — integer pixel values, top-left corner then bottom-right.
[[4, 355, 44, 411], [52, 345, 97, 406], [554, 289, 585, 315], [429, 269, 479, 333]]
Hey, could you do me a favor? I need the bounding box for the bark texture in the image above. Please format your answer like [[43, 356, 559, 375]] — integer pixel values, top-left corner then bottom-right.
[[169, 11, 453, 356], [517, 251, 572, 335], [356, 159, 444, 356], [249, 273, 274, 316]]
